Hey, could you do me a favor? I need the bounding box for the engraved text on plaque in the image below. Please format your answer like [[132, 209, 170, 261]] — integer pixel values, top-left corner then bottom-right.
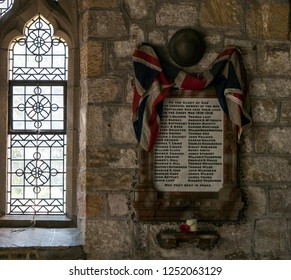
[[154, 97, 224, 192]]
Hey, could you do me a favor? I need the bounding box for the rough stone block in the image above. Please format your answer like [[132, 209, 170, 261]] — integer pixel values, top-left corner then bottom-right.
[[0, 250, 36, 260], [246, 1, 289, 40], [85, 105, 136, 146], [239, 127, 253, 154], [87, 11, 127, 39], [133, 223, 149, 257], [249, 78, 268, 98], [205, 33, 222, 46], [113, 148, 137, 169], [149, 30, 166, 45], [251, 100, 278, 123], [108, 193, 129, 216], [255, 219, 286, 254], [87, 193, 105, 218], [257, 45, 291, 75], [224, 38, 253, 49], [280, 100, 291, 124], [114, 24, 145, 58], [81, 77, 124, 105], [86, 106, 135, 146], [84, 220, 132, 259], [240, 157, 291, 183], [78, 0, 119, 11], [86, 106, 110, 145], [86, 146, 137, 169], [243, 186, 266, 217], [112, 60, 134, 71], [37, 246, 85, 260], [86, 169, 136, 191], [80, 41, 103, 78], [110, 107, 136, 144], [156, 2, 198, 27], [217, 223, 253, 256], [268, 127, 291, 154], [254, 127, 268, 153], [287, 220, 291, 252], [270, 186, 291, 215], [249, 78, 291, 98], [200, 0, 241, 27], [124, 0, 154, 20]]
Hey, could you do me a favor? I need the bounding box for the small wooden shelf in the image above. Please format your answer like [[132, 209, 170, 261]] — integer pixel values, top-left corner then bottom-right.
[[157, 230, 219, 250]]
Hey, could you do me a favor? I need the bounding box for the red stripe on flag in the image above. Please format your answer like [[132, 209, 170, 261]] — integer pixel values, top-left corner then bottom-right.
[[132, 88, 141, 114], [215, 48, 236, 60], [180, 76, 207, 90], [133, 50, 162, 69]]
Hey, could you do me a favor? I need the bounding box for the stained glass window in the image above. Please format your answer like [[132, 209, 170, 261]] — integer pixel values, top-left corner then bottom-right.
[[7, 15, 68, 215], [0, 0, 13, 17]]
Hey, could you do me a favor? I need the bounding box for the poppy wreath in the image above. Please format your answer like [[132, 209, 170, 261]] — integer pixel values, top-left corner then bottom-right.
[[179, 223, 190, 234]]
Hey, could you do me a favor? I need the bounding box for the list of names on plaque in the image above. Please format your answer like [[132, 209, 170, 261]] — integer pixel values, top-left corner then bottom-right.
[[154, 97, 224, 192]]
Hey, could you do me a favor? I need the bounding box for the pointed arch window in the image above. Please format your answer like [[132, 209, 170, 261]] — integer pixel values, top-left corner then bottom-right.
[[0, 0, 14, 17], [7, 15, 68, 215]]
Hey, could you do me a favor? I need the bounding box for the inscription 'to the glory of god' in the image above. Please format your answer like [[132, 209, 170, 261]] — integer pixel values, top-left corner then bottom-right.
[[153, 98, 224, 192]]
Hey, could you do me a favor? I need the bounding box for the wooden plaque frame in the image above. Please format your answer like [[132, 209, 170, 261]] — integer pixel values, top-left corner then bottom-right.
[[132, 89, 243, 221]]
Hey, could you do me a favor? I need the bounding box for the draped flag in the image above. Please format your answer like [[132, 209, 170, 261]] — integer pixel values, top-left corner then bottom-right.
[[132, 43, 252, 152]]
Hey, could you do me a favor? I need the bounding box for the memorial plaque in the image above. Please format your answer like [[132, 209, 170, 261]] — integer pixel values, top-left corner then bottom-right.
[[154, 97, 224, 192], [132, 89, 243, 222]]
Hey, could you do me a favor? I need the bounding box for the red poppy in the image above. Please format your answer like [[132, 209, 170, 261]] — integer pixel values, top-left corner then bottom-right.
[[179, 223, 190, 234]]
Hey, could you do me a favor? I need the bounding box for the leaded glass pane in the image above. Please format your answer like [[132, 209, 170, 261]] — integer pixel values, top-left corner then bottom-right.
[[7, 15, 68, 215], [9, 15, 68, 80], [0, 0, 13, 17], [7, 134, 66, 214], [9, 83, 66, 132]]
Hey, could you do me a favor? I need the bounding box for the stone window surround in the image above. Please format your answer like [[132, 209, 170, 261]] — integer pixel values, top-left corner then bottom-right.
[[0, 0, 80, 233]]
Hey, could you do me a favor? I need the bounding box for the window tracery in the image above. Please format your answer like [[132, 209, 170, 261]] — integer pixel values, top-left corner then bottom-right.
[[7, 15, 68, 215]]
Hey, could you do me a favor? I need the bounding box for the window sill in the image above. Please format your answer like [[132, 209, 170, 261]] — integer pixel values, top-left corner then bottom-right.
[[0, 215, 75, 228], [0, 227, 82, 248]]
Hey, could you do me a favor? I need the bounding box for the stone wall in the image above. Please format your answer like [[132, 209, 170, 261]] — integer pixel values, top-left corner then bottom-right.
[[0, 247, 85, 260], [78, 0, 291, 259]]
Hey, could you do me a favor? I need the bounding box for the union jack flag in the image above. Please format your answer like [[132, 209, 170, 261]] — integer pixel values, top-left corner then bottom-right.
[[132, 43, 252, 152]]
